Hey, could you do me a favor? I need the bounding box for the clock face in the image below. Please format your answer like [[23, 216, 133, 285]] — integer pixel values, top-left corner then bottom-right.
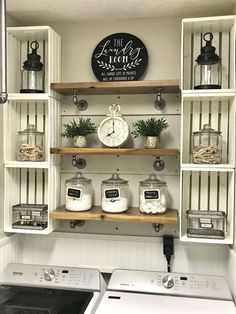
[[98, 117, 129, 147]]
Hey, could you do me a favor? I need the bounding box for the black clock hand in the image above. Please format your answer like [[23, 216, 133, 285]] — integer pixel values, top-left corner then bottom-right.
[[106, 130, 115, 136], [106, 120, 115, 136]]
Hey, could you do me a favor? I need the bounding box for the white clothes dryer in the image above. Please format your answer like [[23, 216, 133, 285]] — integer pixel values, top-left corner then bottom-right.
[[95, 269, 236, 314]]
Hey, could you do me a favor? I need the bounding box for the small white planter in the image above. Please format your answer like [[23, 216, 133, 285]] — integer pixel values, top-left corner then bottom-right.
[[145, 136, 159, 148], [73, 136, 86, 147]]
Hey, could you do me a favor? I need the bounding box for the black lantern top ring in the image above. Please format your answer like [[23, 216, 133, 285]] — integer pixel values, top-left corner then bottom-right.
[[196, 32, 221, 65]]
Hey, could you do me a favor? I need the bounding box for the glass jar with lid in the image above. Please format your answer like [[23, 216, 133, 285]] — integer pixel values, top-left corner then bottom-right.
[[65, 172, 93, 211], [101, 173, 129, 213], [17, 124, 44, 161], [139, 174, 167, 214], [192, 124, 222, 164]]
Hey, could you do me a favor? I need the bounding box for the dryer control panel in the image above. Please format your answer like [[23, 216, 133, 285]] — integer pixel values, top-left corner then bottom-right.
[[0, 263, 101, 291], [108, 269, 233, 300]]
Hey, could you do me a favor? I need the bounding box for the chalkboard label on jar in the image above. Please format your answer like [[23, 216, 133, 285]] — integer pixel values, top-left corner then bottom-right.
[[144, 189, 160, 200], [91, 33, 148, 82], [67, 188, 81, 199], [104, 188, 120, 199]]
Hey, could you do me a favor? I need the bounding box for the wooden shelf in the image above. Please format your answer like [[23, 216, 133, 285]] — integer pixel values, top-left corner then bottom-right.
[[50, 206, 178, 224], [50, 147, 179, 157], [51, 79, 180, 95]]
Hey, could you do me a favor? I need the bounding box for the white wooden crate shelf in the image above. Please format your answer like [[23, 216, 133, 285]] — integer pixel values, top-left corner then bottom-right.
[[181, 15, 236, 91], [180, 15, 236, 244], [3, 26, 62, 234], [7, 93, 51, 101], [180, 235, 233, 245], [181, 94, 236, 166], [7, 26, 61, 96], [181, 91, 235, 100], [181, 164, 235, 171], [4, 161, 50, 169], [180, 169, 234, 244]]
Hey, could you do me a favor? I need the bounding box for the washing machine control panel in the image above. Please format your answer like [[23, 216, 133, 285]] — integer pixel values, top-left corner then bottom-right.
[[108, 269, 232, 300], [0, 263, 101, 291]]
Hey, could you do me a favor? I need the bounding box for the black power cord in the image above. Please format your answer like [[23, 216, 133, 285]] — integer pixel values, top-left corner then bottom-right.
[[163, 235, 174, 273]]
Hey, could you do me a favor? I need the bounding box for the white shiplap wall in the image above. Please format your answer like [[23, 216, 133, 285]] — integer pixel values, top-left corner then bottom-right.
[[17, 232, 229, 276], [0, 235, 20, 272]]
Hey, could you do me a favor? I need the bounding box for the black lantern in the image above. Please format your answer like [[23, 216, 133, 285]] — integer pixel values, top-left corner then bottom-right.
[[20, 41, 45, 93], [194, 32, 222, 90]]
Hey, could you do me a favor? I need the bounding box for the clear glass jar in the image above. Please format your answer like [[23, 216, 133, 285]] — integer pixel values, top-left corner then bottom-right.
[[192, 124, 222, 164], [65, 172, 93, 211], [17, 124, 44, 161], [101, 173, 129, 213], [139, 174, 167, 214]]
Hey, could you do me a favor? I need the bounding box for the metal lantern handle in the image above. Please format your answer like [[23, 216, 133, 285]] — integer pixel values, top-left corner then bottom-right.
[[203, 32, 213, 43], [0, 0, 7, 104], [30, 40, 40, 51]]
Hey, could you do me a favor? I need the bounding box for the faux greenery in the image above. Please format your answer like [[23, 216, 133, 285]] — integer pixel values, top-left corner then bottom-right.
[[132, 117, 169, 138], [61, 118, 97, 138]]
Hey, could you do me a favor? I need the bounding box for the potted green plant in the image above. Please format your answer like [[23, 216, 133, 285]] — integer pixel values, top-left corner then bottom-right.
[[131, 117, 169, 148], [61, 118, 97, 147]]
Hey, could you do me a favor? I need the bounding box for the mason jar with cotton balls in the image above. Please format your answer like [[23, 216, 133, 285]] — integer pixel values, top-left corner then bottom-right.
[[101, 173, 129, 213], [65, 172, 93, 211], [139, 174, 167, 214]]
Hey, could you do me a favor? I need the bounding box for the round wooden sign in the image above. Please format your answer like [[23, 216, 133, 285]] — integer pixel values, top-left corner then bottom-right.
[[91, 33, 148, 82]]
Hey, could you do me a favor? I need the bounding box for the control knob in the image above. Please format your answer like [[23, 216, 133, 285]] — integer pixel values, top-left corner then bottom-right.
[[44, 268, 56, 281], [162, 275, 174, 289]]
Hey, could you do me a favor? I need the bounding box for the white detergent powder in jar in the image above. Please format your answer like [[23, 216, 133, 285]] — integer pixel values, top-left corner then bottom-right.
[[139, 174, 167, 214], [101, 174, 129, 213], [65, 172, 93, 211]]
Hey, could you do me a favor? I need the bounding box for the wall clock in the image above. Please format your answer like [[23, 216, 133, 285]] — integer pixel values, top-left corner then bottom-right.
[[98, 104, 129, 147]]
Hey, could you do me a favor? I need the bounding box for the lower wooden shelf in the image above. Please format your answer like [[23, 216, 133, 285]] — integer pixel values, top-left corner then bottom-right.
[[50, 206, 178, 224]]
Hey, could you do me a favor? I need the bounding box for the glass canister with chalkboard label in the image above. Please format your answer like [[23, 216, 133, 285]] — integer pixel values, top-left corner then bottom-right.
[[65, 172, 93, 211], [101, 173, 129, 213], [139, 174, 167, 214]]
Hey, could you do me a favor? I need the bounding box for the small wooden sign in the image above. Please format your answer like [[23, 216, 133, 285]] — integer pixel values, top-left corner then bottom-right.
[[91, 33, 148, 82]]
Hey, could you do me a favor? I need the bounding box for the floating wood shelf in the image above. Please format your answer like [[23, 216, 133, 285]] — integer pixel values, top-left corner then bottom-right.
[[50, 147, 179, 156], [50, 206, 178, 224], [51, 79, 180, 95]]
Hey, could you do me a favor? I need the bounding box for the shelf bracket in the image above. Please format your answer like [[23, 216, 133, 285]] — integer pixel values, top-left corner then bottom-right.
[[72, 91, 88, 111], [153, 156, 165, 171], [72, 155, 86, 169], [69, 220, 85, 229], [152, 223, 164, 233], [154, 89, 166, 110]]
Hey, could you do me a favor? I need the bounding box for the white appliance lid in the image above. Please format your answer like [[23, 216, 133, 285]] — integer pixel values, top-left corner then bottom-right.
[[95, 291, 236, 314]]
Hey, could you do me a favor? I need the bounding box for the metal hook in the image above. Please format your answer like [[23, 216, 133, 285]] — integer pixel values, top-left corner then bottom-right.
[[153, 156, 165, 171], [154, 89, 166, 110], [72, 155, 86, 169], [70, 220, 85, 229], [72, 91, 88, 111]]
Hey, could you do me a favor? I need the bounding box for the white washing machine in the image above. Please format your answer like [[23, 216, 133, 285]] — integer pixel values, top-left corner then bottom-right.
[[0, 263, 106, 313], [95, 269, 236, 314]]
